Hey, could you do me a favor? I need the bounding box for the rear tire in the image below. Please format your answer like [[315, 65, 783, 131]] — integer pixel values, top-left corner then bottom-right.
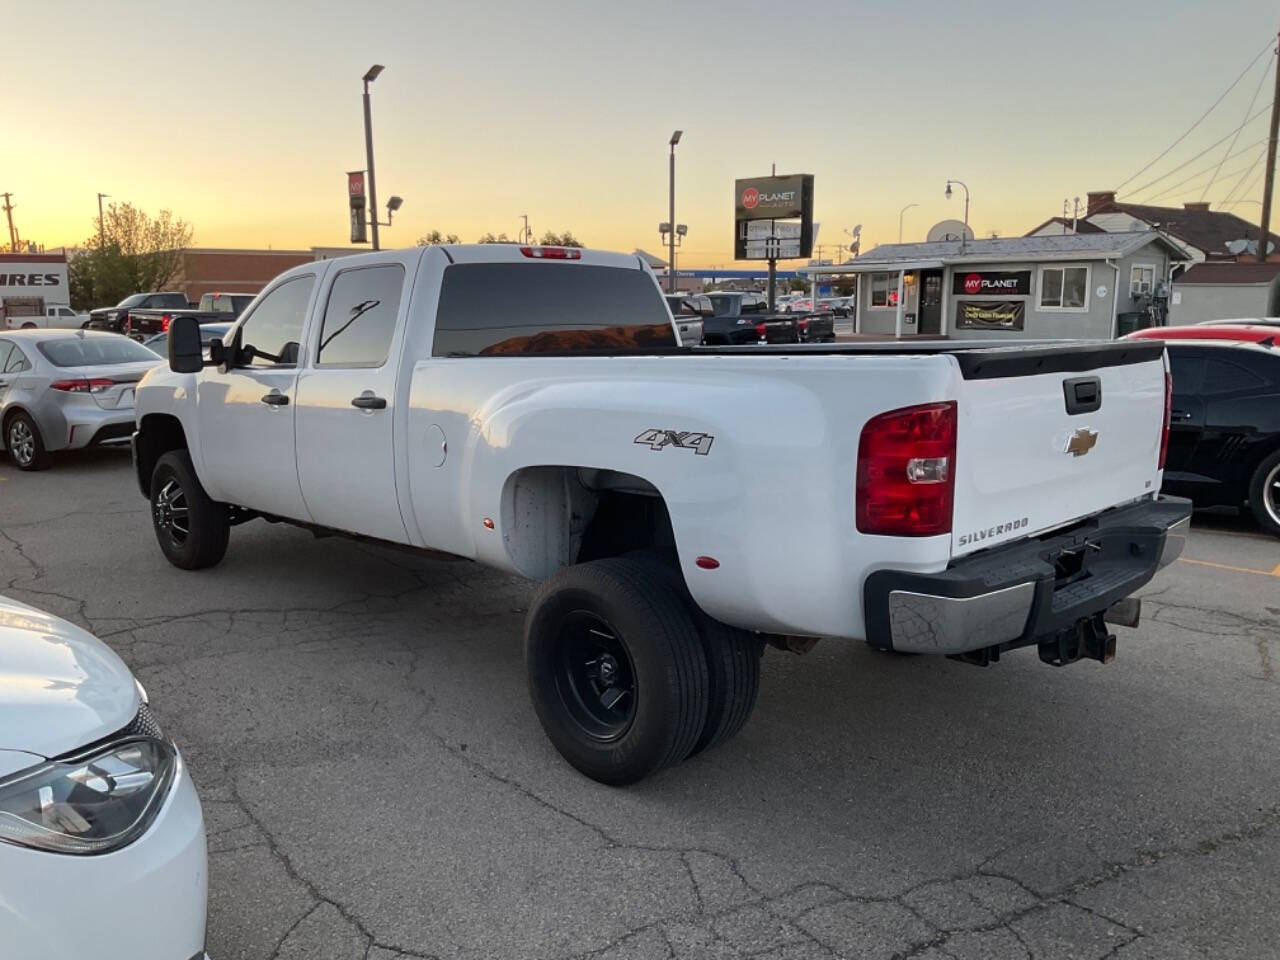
[[525, 558, 708, 785], [687, 614, 761, 757], [150, 450, 230, 569], [5, 411, 51, 471], [1247, 448, 1280, 538]]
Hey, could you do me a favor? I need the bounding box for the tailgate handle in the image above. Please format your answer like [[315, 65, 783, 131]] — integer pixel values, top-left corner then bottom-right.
[[1063, 376, 1102, 415]]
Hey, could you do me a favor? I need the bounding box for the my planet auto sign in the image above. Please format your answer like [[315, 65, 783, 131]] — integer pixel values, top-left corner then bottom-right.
[[735, 175, 809, 221], [952, 270, 1031, 296]]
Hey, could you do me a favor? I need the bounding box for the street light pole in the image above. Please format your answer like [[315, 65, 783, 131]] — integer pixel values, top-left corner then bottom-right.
[[97, 193, 110, 250], [945, 179, 970, 251], [668, 130, 681, 293], [362, 64, 385, 251], [897, 203, 918, 244]]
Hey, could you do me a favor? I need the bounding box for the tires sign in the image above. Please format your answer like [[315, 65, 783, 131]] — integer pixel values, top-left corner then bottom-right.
[[348, 171, 367, 244]]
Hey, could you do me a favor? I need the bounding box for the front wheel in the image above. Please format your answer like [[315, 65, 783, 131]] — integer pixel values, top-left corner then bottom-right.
[[1247, 449, 1280, 537], [525, 558, 708, 785], [150, 450, 230, 569]]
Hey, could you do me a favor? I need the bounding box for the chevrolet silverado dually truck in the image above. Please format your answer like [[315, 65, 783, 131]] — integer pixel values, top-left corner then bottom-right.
[[131, 244, 1191, 785]]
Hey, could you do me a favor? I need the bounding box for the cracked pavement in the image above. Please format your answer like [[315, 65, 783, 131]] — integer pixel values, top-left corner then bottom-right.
[[2, 448, 1278, 959]]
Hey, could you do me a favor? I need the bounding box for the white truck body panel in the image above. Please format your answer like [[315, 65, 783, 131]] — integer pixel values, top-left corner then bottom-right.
[[135, 245, 1177, 644]]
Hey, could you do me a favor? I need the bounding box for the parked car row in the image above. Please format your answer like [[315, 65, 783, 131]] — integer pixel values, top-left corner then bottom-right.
[[665, 291, 835, 345], [86, 291, 256, 340]]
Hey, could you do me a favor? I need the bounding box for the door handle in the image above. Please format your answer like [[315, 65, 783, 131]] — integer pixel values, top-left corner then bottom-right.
[[351, 394, 387, 410], [260, 391, 289, 406]]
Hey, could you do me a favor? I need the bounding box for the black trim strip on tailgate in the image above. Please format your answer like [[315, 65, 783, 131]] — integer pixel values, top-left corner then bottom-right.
[[954, 341, 1164, 380]]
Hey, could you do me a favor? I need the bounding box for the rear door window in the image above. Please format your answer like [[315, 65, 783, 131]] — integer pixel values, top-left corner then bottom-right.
[[1203, 358, 1266, 395], [432, 263, 675, 356], [317, 264, 404, 367], [1168, 351, 1204, 395], [0, 341, 12, 372], [5, 345, 29, 373]]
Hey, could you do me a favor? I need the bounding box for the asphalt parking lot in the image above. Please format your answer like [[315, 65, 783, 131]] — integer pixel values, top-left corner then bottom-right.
[[3, 448, 1278, 960]]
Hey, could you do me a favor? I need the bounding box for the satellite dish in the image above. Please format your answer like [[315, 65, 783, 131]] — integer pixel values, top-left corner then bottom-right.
[[1226, 239, 1249, 255], [926, 219, 975, 243]]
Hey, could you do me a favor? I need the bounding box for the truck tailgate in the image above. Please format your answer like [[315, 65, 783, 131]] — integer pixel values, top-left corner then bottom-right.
[[950, 345, 1166, 559]]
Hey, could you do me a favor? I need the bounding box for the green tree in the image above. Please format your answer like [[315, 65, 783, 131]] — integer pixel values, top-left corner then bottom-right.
[[478, 232, 514, 244], [416, 230, 460, 246], [538, 230, 583, 248], [67, 202, 194, 309]]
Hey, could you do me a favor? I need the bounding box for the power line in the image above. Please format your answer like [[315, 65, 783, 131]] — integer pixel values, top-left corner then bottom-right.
[[1202, 57, 1274, 200], [1133, 138, 1268, 204], [1115, 37, 1275, 192], [1141, 142, 1268, 204], [1120, 102, 1273, 198], [1221, 151, 1267, 208]]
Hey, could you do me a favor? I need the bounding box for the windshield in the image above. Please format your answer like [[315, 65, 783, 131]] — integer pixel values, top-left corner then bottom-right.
[[116, 294, 147, 308], [38, 336, 160, 367]]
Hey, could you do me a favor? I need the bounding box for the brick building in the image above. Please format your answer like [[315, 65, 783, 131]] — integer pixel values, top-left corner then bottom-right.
[[168, 248, 316, 301]]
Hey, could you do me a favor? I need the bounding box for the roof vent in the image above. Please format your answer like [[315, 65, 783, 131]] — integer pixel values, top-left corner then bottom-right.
[[1183, 202, 1211, 212]]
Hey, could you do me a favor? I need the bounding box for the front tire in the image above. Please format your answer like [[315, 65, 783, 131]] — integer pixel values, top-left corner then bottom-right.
[[1247, 448, 1280, 537], [525, 558, 708, 785], [5, 412, 51, 471], [150, 450, 230, 569]]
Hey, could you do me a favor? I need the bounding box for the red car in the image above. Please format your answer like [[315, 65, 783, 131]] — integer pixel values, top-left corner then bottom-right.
[[1124, 323, 1278, 344]]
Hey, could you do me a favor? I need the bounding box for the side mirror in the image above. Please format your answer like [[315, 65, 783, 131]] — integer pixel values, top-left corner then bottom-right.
[[168, 316, 204, 373]]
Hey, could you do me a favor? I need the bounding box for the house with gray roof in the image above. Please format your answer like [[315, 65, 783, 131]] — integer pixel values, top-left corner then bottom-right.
[[807, 231, 1190, 339]]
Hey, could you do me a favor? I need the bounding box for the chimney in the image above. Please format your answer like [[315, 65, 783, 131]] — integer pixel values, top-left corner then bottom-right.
[[1086, 191, 1117, 216], [1183, 202, 1211, 212]]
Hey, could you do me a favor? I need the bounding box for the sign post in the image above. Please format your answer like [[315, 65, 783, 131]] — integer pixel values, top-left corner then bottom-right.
[[348, 171, 368, 244], [733, 174, 814, 310]]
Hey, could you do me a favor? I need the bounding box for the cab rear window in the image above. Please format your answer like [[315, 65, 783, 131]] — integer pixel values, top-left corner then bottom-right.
[[432, 263, 676, 356]]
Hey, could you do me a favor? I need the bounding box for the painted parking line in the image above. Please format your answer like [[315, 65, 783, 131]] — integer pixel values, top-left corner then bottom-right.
[[1179, 557, 1280, 578]]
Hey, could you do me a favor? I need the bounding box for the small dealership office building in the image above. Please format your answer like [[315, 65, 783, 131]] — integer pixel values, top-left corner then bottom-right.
[[814, 231, 1188, 339]]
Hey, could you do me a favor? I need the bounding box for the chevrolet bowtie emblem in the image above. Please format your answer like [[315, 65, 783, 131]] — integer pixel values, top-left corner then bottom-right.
[[1066, 428, 1099, 457]]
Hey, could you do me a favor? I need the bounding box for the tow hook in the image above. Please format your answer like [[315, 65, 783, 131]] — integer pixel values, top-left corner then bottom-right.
[[1038, 612, 1116, 667]]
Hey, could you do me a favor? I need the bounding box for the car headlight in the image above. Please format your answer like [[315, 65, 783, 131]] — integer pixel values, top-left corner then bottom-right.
[[0, 737, 177, 855]]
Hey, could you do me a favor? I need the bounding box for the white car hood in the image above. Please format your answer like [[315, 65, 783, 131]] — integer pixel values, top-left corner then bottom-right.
[[0, 596, 139, 758]]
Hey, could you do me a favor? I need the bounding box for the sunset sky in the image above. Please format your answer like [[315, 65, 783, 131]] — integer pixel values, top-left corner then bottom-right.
[[5, 0, 1278, 266]]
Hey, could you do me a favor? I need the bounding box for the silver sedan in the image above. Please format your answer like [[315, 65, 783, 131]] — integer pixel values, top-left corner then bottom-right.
[[0, 330, 160, 471]]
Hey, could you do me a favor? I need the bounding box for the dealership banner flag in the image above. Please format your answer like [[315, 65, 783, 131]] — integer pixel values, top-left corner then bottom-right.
[[955, 300, 1026, 331]]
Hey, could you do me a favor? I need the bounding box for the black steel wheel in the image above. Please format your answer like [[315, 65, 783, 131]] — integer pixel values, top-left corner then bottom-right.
[[150, 450, 230, 569], [526, 558, 708, 785]]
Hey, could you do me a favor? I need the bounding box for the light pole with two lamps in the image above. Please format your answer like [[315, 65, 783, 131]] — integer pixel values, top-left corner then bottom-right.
[[361, 64, 404, 250], [665, 130, 683, 292]]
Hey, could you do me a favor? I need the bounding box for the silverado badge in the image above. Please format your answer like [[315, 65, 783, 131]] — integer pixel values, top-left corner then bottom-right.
[[1065, 428, 1099, 457]]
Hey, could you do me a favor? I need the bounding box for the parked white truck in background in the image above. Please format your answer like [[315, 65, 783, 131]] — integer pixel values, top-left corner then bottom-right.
[[131, 244, 1190, 784]]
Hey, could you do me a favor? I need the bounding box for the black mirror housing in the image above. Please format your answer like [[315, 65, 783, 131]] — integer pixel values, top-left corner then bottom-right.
[[168, 316, 204, 373], [207, 338, 226, 365]]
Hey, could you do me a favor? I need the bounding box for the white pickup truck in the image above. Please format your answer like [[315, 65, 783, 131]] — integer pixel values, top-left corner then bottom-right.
[[132, 244, 1191, 784]]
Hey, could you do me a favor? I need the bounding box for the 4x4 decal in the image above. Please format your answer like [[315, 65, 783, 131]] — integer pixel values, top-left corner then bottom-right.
[[634, 429, 714, 456]]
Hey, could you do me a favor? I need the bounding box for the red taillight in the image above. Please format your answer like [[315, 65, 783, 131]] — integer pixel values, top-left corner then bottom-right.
[[856, 401, 957, 537], [519, 246, 582, 260], [798, 319, 809, 331], [754, 321, 768, 340], [51, 378, 114, 393], [123, 315, 132, 333], [1159, 370, 1172, 469], [161, 314, 172, 332]]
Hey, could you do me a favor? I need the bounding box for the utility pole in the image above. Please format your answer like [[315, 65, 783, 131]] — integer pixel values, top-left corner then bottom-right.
[[519, 214, 530, 245], [97, 193, 110, 250], [2, 193, 15, 253], [1256, 27, 1280, 262]]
